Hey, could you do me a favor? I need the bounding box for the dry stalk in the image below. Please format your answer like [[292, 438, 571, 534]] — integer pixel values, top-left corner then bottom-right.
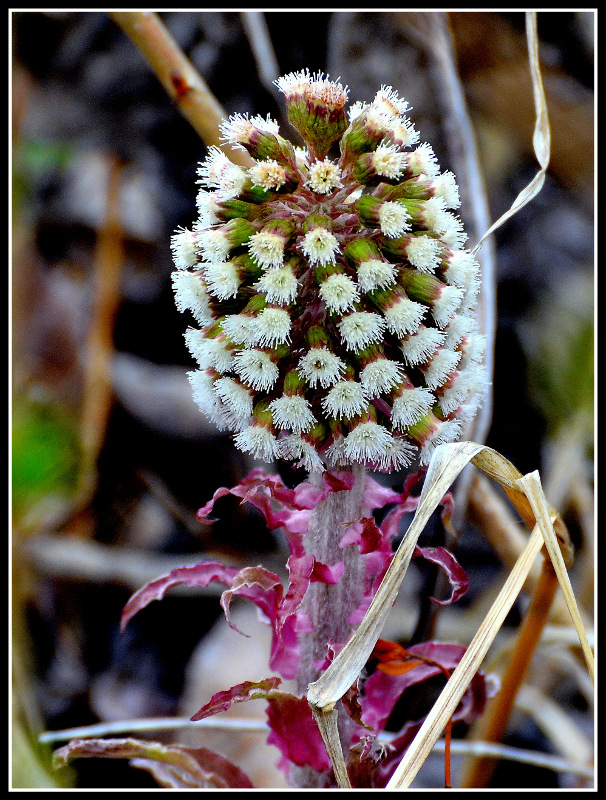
[[387, 524, 545, 788], [75, 154, 125, 509]]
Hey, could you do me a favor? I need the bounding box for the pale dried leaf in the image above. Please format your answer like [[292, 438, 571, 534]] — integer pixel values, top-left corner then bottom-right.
[[386, 526, 544, 788], [516, 472, 594, 683], [471, 11, 551, 256]]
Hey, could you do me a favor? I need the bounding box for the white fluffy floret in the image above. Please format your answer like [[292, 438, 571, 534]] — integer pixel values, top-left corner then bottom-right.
[[172, 271, 214, 327], [407, 143, 440, 179], [219, 112, 280, 146], [383, 296, 426, 337], [249, 160, 288, 191], [171, 228, 199, 269], [195, 192, 221, 228], [319, 273, 360, 313], [431, 171, 460, 209], [371, 142, 407, 180], [278, 434, 325, 472], [269, 394, 316, 433], [187, 370, 231, 430], [234, 425, 281, 461], [339, 311, 386, 351], [432, 285, 465, 328], [321, 380, 368, 419], [251, 307, 292, 347], [213, 376, 254, 423], [184, 329, 235, 371], [372, 85, 410, 117], [306, 159, 344, 194], [248, 231, 286, 268], [422, 347, 461, 390], [378, 201, 412, 238], [377, 436, 417, 472], [197, 146, 248, 199], [343, 421, 394, 464], [405, 235, 441, 273], [356, 259, 397, 293], [255, 264, 299, 304], [233, 349, 279, 390], [297, 347, 346, 389], [391, 387, 435, 429], [359, 359, 403, 396], [301, 228, 340, 266], [197, 228, 232, 262], [401, 326, 446, 366], [203, 260, 240, 300], [442, 314, 475, 349], [443, 249, 480, 289], [220, 313, 260, 347]]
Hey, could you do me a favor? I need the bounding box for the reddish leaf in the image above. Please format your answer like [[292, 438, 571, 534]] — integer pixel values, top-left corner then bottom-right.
[[52, 737, 253, 788], [120, 561, 239, 632], [372, 638, 408, 664], [322, 469, 356, 493], [191, 677, 282, 721], [413, 545, 469, 605], [361, 642, 490, 733], [191, 680, 331, 775], [265, 693, 331, 772]]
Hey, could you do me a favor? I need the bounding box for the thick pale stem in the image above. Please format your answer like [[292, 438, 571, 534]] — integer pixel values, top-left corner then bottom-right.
[[290, 464, 367, 788]]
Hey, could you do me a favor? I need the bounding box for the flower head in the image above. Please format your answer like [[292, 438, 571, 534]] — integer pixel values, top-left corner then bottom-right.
[[171, 75, 486, 471]]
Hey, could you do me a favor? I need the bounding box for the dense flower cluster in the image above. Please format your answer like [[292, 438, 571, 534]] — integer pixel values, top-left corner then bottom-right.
[[172, 70, 487, 472]]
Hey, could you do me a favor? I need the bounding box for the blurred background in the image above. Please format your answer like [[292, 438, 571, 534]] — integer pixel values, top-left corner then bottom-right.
[[11, 11, 594, 789]]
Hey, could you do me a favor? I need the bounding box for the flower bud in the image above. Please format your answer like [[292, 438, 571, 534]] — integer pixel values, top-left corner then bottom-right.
[[275, 70, 349, 160]]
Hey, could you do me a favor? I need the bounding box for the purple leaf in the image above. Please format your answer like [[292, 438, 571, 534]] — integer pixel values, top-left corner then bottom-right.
[[120, 561, 240, 632], [413, 545, 470, 605], [191, 680, 331, 775], [265, 693, 331, 772], [361, 642, 490, 734], [52, 737, 254, 789], [191, 677, 282, 720]]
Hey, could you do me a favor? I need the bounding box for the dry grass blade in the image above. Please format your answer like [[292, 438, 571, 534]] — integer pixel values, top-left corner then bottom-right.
[[387, 525, 545, 788], [516, 472, 594, 683], [309, 705, 352, 788], [471, 11, 550, 256]]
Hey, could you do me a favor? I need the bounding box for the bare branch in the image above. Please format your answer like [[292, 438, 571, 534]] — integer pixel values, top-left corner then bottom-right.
[[109, 12, 252, 167]]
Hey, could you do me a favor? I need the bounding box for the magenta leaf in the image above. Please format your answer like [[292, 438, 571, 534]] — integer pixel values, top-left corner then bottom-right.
[[191, 677, 282, 720], [361, 642, 490, 734], [120, 561, 240, 632], [265, 693, 331, 772], [52, 737, 253, 788], [191, 679, 331, 775], [194, 467, 363, 560], [413, 545, 469, 606]]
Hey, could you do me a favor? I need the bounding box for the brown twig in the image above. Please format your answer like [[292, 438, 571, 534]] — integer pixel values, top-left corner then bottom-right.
[[109, 12, 252, 168], [75, 154, 124, 508]]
